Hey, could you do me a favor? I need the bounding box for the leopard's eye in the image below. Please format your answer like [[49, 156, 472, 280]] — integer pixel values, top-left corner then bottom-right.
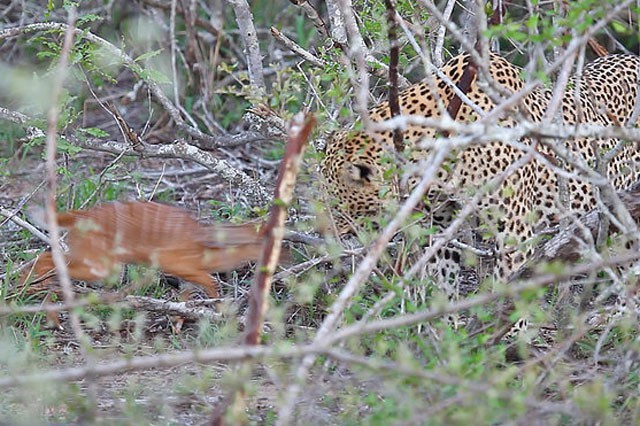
[[345, 163, 374, 184]]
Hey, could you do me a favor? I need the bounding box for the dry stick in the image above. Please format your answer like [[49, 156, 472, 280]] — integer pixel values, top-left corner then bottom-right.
[[42, 7, 98, 419], [270, 27, 326, 67], [125, 295, 222, 322], [432, 0, 456, 67], [228, 0, 265, 93], [0, 207, 50, 245], [209, 113, 316, 426], [275, 142, 453, 425], [2, 289, 220, 320], [289, 0, 330, 38], [384, 0, 403, 153], [338, 0, 371, 126], [325, 0, 348, 47], [245, 113, 315, 345]]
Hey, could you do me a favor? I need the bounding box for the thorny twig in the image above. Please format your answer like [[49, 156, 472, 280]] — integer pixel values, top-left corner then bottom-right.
[[41, 7, 99, 419], [245, 113, 316, 345]]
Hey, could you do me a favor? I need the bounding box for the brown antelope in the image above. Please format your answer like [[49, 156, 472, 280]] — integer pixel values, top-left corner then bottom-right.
[[21, 201, 267, 298]]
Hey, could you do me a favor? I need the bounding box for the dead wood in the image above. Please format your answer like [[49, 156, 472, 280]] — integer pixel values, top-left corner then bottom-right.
[[125, 296, 222, 322]]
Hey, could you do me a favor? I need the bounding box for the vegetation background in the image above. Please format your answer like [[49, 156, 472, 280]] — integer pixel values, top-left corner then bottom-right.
[[0, 0, 639, 424]]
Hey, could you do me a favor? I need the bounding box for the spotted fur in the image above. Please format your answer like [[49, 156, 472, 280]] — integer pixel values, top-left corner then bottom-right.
[[321, 53, 640, 292]]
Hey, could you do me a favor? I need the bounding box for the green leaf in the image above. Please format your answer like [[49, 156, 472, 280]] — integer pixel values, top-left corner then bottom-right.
[[134, 49, 164, 63], [611, 21, 628, 34], [57, 138, 82, 155], [79, 127, 110, 138], [78, 13, 102, 26], [141, 68, 171, 85]]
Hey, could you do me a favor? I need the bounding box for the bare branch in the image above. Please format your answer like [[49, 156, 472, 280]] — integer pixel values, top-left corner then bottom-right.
[[432, 0, 456, 66], [0, 101, 273, 207], [289, 0, 330, 38], [41, 6, 99, 418], [0, 207, 50, 245], [211, 113, 316, 425], [270, 26, 326, 67], [78, 137, 272, 205], [228, 0, 266, 93], [384, 0, 403, 152], [245, 113, 315, 346], [125, 295, 223, 322]]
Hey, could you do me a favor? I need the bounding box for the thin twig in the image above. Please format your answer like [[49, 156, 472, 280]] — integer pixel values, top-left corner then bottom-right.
[[42, 7, 99, 419], [384, 0, 403, 152], [270, 27, 326, 67]]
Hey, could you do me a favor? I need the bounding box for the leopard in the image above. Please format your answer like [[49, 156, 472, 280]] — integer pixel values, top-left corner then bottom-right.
[[320, 51, 640, 333]]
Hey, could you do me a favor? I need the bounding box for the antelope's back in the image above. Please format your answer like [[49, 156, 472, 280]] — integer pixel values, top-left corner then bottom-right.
[[59, 201, 265, 266]]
